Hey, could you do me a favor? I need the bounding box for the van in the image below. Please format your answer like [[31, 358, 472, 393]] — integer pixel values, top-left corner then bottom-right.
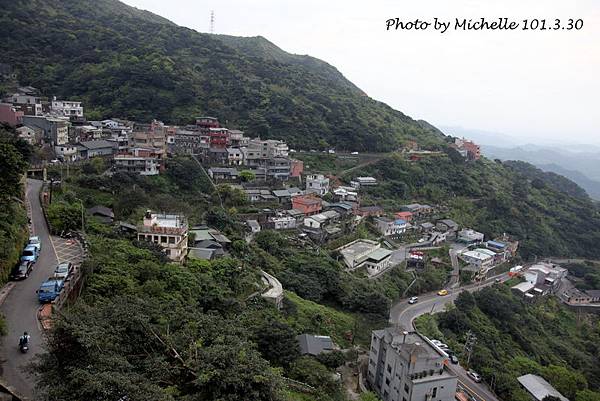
[[21, 245, 39, 263], [37, 279, 64, 303]]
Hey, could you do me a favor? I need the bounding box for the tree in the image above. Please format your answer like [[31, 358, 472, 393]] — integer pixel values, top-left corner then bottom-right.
[[240, 170, 256, 182], [0, 141, 28, 198], [359, 392, 381, 401], [254, 319, 300, 368]]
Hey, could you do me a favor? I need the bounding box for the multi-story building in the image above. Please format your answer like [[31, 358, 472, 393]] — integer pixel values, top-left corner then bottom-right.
[[114, 147, 163, 176], [228, 129, 248, 147], [0, 103, 24, 126], [22, 115, 69, 145], [375, 217, 408, 238], [292, 195, 322, 216], [3, 93, 43, 116], [368, 328, 457, 401], [50, 98, 84, 118], [131, 120, 167, 153], [137, 211, 188, 263], [173, 129, 207, 154], [266, 157, 291, 180], [209, 127, 230, 148], [226, 147, 244, 165], [306, 174, 330, 196]]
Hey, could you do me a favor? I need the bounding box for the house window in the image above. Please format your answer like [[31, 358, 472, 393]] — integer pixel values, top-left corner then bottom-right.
[[161, 236, 167, 243], [169, 236, 175, 244], [404, 384, 409, 393], [387, 365, 392, 373], [385, 378, 390, 386], [432, 387, 437, 397]]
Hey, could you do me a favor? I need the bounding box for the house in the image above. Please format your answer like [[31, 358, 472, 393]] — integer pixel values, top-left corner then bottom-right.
[[338, 239, 393, 276], [208, 167, 240, 182], [245, 188, 277, 203], [16, 125, 40, 145], [297, 334, 334, 356], [87, 206, 114, 224], [419, 222, 435, 232], [303, 211, 340, 230], [137, 211, 188, 263], [0, 103, 24, 126], [458, 228, 484, 243], [189, 226, 231, 249], [327, 202, 355, 216], [114, 148, 163, 176], [459, 249, 494, 270], [351, 176, 377, 188], [292, 195, 322, 216], [436, 219, 459, 234], [50, 98, 84, 118], [394, 211, 413, 222], [517, 374, 569, 401], [356, 205, 384, 217], [286, 208, 305, 223], [22, 115, 69, 145], [272, 187, 303, 204], [188, 247, 219, 261], [524, 263, 567, 294], [453, 138, 481, 161], [332, 186, 358, 202], [305, 174, 330, 196], [290, 159, 304, 178], [375, 217, 408, 237], [401, 203, 434, 217], [77, 140, 114, 159], [268, 215, 297, 230], [226, 147, 243, 165], [130, 120, 168, 153], [367, 328, 457, 401]]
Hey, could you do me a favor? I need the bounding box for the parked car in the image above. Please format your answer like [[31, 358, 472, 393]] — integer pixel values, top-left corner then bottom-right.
[[37, 279, 65, 303], [351, 151, 359, 155], [408, 296, 418, 304], [12, 261, 33, 280], [449, 355, 459, 364], [437, 289, 449, 296], [494, 278, 502, 283], [28, 236, 42, 252], [21, 245, 39, 263], [467, 370, 482, 383], [53, 262, 73, 280], [431, 339, 442, 345]]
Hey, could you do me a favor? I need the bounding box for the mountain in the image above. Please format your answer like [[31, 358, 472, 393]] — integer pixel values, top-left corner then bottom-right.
[[483, 144, 600, 200], [0, 0, 445, 152]]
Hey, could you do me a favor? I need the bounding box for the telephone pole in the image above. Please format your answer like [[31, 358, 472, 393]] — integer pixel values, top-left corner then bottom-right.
[[464, 330, 477, 368], [210, 10, 215, 34]]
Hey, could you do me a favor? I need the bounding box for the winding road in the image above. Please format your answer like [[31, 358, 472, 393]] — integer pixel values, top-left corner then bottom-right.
[[0, 180, 58, 399], [390, 272, 511, 401]]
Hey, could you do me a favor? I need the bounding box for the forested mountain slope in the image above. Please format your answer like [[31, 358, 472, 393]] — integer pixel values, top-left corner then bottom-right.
[[0, 0, 444, 151]]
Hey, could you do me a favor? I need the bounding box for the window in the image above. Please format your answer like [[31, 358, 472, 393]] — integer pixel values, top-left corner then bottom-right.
[[387, 365, 392, 373], [385, 378, 390, 386], [432, 387, 437, 397], [161, 236, 167, 243], [404, 384, 409, 393], [169, 236, 175, 244]]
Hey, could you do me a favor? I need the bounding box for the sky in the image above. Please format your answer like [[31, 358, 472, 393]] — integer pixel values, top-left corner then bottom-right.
[[123, 0, 600, 145]]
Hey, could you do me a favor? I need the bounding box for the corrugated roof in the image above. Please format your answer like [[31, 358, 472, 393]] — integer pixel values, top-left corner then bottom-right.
[[517, 374, 569, 401]]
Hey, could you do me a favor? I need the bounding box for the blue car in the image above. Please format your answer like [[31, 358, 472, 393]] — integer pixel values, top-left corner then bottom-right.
[[37, 279, 64, 303], [21, 245, 39, 263]]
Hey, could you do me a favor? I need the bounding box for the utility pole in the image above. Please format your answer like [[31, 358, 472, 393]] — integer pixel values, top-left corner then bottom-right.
[[210, 10, 215, 34]]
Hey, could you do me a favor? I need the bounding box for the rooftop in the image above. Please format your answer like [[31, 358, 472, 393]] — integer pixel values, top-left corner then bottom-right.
[[517, 374, 569, 401], [297, 334, 334, 356]]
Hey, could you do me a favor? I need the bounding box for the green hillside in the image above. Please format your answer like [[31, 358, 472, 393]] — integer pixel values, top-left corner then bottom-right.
[[0, 0, 444, 151]]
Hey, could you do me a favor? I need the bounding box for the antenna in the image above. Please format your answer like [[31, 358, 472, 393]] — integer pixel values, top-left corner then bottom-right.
[[210, 10, 215, 34]]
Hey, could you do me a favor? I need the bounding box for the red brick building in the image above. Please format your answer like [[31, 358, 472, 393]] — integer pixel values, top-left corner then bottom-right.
[[291, 195, 322, 216], [395, 211, 413, 222]]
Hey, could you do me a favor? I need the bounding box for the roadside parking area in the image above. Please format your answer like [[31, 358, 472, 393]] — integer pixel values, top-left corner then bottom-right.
[[51, 236, 84, 266]]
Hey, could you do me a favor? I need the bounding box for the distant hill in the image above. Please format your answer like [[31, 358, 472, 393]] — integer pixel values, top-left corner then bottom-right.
[[483, 144, 600, 200], [0, 0, 445, 152]]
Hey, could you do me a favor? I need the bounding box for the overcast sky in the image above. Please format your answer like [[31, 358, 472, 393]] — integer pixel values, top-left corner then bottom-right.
[[124, 0, 599, 145]]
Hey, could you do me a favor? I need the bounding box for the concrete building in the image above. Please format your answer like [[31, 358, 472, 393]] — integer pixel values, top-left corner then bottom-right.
[[137, 210, 188, 263], [114, 148, 163, 176], [269, 215, 297, 230], [375, 217, 408, 237], [338, 239, 393, 276], [368, 328, 457, 401], [0, 103, 24, 126], [459, 249, 494, 270], [226, 147, 243, 165], [351, 176, 377, 188], [305, 174, 330, 196], [54, 144, 79, 162], [292, 195, 322, 216], [77, 140, 114, 159], [22, 115, 69, 145], [297, 334, 334, 356], [457, 229, 484, 243], [50, 98, 83, 118]]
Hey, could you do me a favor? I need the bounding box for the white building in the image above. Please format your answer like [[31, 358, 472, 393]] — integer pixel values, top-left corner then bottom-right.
[[375, 217, 408, 237], [459, 249, 493, 269], [137, 211, 188, 263], [226, 147, 243, 165], [51, 98, 84, 118], [368, 328, 458, 401], [54, 144, 78, 162], [458, 228, 484, 243], [303, 210, 340, 229], [114, 148, 162, 176], [269, 215, 296, 230], [338, 239, 393, 276], [351, 176, 377, 189], [305, 174, 330, 196]]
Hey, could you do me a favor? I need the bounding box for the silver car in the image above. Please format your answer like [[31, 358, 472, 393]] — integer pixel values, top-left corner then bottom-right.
[[53, 262, 73, 280]]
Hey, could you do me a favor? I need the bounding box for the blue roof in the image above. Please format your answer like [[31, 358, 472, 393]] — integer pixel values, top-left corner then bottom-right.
[[394, 219, 407, 225], [487, 240, 506, 248]]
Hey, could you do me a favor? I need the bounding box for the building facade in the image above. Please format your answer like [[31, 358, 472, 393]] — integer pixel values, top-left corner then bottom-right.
[[137, 211, 188, 263], [368, 328, 457, 401]]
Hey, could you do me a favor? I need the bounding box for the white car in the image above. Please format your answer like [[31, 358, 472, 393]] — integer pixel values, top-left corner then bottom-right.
[[467, 370, 482, 383], [351, 151, 359, 155], [53, 262, 73, 280], [408, 297, 418, 304], [28, 236, 42, 252]]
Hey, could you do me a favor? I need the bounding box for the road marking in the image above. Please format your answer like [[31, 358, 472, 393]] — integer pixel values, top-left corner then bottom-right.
[[458, 379, 490, 401], [49, 235, 60, 264]]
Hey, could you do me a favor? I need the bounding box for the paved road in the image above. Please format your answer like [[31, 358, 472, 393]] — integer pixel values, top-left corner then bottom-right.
[[0, 180, 58, 399], [390, 272, 511, 401]]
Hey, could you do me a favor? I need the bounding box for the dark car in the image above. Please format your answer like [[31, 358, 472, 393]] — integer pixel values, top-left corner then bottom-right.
[[13, 261, 33, 280], [449, 355, 459, 364]]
